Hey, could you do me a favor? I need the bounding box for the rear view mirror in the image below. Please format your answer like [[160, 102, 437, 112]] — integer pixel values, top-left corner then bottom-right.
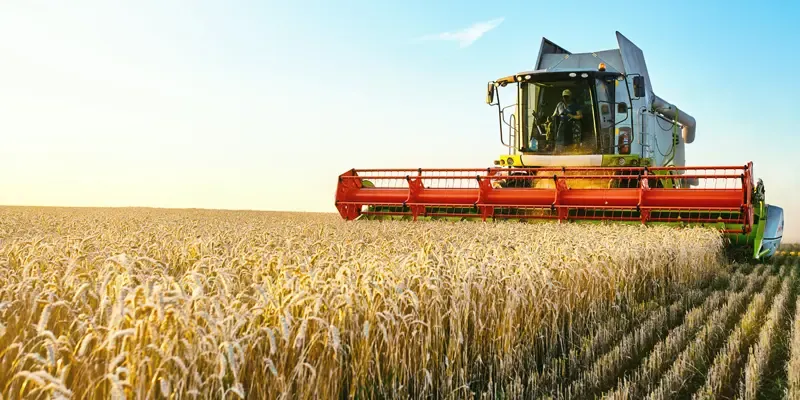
[[486, 82, 495, 104], [633, 76, 645, 98], [617, 102, 628, 113]]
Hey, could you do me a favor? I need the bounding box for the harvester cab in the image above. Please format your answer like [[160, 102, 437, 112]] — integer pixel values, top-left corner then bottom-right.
[[335, 31, 784, 261], [486, 65, 629, 157], [486, 32, 696, 186]]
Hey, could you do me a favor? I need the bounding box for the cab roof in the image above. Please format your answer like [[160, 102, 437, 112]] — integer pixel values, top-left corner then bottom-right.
[[494, 69, 622, 86]]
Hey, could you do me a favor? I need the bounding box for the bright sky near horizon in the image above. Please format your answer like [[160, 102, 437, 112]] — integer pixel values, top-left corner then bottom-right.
[[1, 1, 798, 241]]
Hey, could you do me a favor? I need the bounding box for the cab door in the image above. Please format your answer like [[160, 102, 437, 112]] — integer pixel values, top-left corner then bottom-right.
[[594, 79, 616, 154]]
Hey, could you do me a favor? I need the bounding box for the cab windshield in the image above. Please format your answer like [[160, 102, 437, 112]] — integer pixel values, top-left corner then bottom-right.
[[519, 76, 614, 155]]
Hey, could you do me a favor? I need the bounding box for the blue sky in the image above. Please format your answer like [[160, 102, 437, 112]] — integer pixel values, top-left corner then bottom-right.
[[0, 1, 798, 241]]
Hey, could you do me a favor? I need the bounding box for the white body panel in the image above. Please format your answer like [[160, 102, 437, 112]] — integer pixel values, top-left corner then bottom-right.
[[760, 205, 784, 258], [519, 154, 603, 167]]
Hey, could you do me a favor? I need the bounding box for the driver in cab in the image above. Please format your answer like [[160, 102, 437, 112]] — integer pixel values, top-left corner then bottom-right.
[[552, 89, 582, 121], [550, 89, 582, 151]]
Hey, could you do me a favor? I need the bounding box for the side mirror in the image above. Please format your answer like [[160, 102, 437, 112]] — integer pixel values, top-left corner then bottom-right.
[[617, 102, 628, 113], [486, 82, 495, 104], [632, 76, 645, 98]]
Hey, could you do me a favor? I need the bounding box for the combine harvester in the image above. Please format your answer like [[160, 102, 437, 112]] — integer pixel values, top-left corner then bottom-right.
[[334, 32, 784, 260]]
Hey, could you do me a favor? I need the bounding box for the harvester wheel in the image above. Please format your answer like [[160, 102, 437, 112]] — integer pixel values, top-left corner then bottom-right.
[[648, 177, 665, 189], [501, 171, 533, 188], [612, 171, 638, 188], [611, 172, 664, 189]]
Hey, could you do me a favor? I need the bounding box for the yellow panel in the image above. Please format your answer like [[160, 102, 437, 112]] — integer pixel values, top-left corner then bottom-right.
[[495, 75, 516, 85], [494, 154, 522, 167]]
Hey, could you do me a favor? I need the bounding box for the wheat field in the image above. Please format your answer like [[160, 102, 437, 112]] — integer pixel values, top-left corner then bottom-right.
[[0, 206, 798, 399]]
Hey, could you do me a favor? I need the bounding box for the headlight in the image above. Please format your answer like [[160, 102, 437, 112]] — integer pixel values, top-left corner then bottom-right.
[[507, 157, 515, 166], [617, 157, 626, 166]]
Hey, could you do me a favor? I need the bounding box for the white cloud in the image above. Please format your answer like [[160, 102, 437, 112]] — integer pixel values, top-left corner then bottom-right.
[[421, 17, 504, 48]]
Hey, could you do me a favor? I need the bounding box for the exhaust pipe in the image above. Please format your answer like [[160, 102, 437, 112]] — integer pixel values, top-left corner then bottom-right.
[[652, 95, 696, 144]]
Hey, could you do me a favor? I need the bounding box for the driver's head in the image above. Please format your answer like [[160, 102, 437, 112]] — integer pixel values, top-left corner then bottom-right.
[[562, 89, 572, 102]]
